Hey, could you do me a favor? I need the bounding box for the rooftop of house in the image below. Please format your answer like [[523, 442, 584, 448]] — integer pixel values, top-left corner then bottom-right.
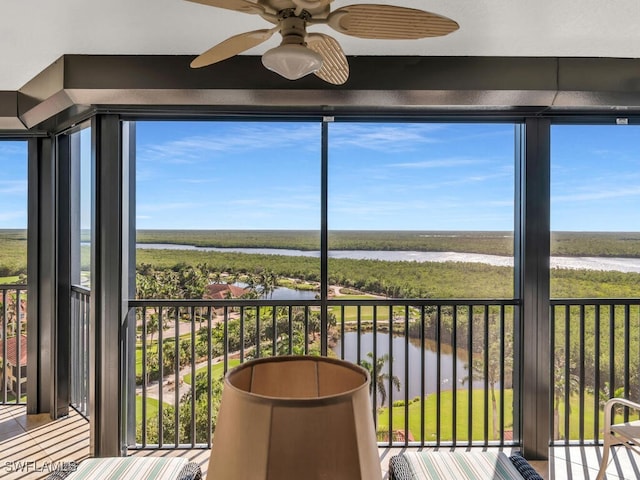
[[203, 283, 249, 299], [0, 335, 27, 366]]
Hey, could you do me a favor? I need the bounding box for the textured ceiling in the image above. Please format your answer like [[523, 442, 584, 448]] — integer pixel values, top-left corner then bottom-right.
[[3, 0, 640, 90]]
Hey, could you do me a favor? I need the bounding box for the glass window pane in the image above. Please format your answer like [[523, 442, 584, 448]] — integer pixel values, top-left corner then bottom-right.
[[79, 127, 92, 287], [136, 121, 321, 300], [0, 141, 28, 284], [550, 124, 640, 443], [0, 141, 27, 403], [551, 125, 640, 298], [327, 122, 516, 445], [327, 122, 516, 299]]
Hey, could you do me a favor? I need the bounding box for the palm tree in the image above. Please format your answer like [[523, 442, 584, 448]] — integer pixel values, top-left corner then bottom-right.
[[599, 382, 626, 421], [256, 270, 278, 298], [360, 352, 400, 408], [147, 315, 159, 349], [462, 312, 514, 440], [244, 273, 258, 293], [267, 271, 278, 298], [553, 345, 580, 440]]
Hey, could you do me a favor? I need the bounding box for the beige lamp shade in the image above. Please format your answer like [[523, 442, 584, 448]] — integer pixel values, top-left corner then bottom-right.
[[208, 355, 382, 480]]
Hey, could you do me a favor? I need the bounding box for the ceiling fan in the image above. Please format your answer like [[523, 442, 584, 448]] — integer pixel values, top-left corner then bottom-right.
[[186, 0, 459, 84]]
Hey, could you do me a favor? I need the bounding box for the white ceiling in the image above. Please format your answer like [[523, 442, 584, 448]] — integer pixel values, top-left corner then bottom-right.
[[3, 0, 640, 90]]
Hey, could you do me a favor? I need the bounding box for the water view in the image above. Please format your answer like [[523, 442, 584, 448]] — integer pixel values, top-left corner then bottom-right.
[[137, 243, 640, 273], [261, 286, 317, 301], [332, 332, 486, 406]]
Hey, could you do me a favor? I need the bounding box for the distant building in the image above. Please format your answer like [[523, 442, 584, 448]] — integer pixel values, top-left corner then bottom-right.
[[0, 334, 27, 396], [204, 283, 248, 300]]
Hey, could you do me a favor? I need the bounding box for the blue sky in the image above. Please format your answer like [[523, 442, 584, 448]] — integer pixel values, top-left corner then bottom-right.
[[0, 142, 27, 228], [136, 121, 515, 231], [551, 125, 640, 231], [1, 122, 639, 231]]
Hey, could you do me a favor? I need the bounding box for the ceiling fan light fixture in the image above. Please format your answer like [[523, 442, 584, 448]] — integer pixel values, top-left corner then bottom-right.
[[262, 44, 323, 80]]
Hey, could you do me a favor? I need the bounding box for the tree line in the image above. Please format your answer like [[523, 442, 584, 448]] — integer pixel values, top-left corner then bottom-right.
[[135, 229, 640, 257], [135, 248, 640, 299]]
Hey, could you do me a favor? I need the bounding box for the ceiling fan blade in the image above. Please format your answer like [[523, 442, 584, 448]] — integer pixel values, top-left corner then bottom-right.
[[191, 28, 277, 68], [306, 33, 349, 85], [327, 4, 459, 39], [184, 0, 264, 14]]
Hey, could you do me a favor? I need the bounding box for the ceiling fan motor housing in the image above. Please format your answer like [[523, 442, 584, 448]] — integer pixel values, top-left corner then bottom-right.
[[258, 0, 329, 18], [279, 14, 309, 45]]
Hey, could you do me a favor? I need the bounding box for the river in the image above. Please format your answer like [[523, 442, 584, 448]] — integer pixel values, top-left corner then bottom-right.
[[137, 243, 640, 273]]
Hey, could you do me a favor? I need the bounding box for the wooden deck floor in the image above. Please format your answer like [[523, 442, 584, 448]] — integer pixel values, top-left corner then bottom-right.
[[0, 405, 90, 480], [2, 405, 638, 479]]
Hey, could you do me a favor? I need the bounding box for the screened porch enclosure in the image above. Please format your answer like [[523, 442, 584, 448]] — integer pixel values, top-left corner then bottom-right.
[[0, 55, 639, 465]]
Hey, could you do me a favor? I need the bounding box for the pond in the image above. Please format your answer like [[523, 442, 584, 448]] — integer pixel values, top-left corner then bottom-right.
[[332, 332, 486, 407], [262, 287, 317, 301], [230, 281, 317, 301]]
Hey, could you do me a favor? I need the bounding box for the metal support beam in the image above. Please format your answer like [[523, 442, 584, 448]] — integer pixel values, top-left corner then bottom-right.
[[26, 136, 56, 415], [90, 114, 130, 457], [54, 133, 76, 418], [15, 55, 640, 131], [320, 119, 329, 356], [68, 132, 81, 286], [518, 118, 551, 459], [122, 121, 137, 448]]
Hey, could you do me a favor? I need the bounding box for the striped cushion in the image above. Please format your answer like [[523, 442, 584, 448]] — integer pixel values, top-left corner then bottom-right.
[[66, 457, 188, 480], [403, 451, 525, 479]]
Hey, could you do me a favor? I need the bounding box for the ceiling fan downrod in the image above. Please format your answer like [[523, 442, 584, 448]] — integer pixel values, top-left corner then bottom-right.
[[277, 8, 312, 44], [261, 8, 323, 79]]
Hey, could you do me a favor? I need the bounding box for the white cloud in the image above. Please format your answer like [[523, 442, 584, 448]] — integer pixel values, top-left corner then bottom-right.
[[137, 201, 203, 213], [553, 186, 640, 203], [137, 123, 320, 164], [389, 157, 486, 169], [0, 210, 26, 222], [482, 200, 514, 207], [0, 180, 27, 195], [329, 124, 443, 152], [0, 142, 27, 157], [444, 127, 514, 144], [227, 196, 317, 212], [178, 178, 217, 184]]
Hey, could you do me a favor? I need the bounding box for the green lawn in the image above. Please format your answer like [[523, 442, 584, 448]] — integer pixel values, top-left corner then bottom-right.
[[0, 275, 21, 284], [377, 389, 640, 442], [553, 392, 639, 441], [376, 389, 514, 442], [4, 394, 27, 403], [183, 358, 240, 385], [334, 294, 379, 300], [136, 343, 159, 378], [331, 299, 418, 323], [134, 359, 236, 427], [134, 394, 167, 437], [132, 380, 637, 443], [136, 395, 160, 421]]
